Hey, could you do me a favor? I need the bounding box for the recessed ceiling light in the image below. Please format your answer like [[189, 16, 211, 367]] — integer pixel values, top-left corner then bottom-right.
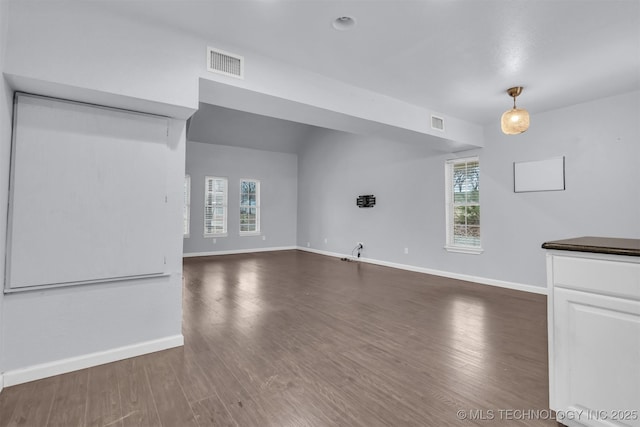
[[332, 16, 356, 31]]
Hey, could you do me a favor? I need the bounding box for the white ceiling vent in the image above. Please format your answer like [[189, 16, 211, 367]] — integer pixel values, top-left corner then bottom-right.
[[207, 47, 244, 79], [431, 115, 445, 131]]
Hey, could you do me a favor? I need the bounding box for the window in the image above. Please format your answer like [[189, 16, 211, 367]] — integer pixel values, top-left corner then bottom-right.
[[239, 179, 260, 234], [445, 157, 482, 253], [184, 175, 190, 237], [204, 176, 227, 236]]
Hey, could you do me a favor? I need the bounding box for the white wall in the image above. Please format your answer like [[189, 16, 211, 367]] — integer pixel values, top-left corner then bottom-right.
[[2, 119, 187, 375], [297, 91, 640, 289], [1, 2, 189, 379], [4, 1, 199, 117], [0, 0, 12, 390], [478, 91, 640, 286], [184, 142, 298, 255]]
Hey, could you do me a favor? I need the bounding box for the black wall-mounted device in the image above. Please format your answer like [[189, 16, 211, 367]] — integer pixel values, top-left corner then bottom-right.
[[356, 195, 376, 208]]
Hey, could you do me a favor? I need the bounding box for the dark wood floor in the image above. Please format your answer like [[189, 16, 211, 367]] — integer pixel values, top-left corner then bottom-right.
[[0, 250, 556, 426]]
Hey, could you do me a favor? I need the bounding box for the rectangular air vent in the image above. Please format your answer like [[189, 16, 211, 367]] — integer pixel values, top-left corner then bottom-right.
[[207, 47, 244, 79], [431, 115, 445, 131]]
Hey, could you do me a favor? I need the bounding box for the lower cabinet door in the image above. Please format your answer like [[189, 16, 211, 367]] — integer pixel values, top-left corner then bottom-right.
[[553, 287, 640, 427]]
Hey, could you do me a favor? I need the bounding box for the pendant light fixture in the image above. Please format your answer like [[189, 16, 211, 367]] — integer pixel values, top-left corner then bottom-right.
[[501, 86, 530, 135]]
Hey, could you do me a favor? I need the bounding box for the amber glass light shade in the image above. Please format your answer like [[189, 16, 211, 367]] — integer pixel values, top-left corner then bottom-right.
[[501, 107, 530, 134], [501, 86, 529, 134]]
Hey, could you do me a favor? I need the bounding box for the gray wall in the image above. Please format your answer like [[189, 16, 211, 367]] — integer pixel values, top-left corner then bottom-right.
[[2, 119, 186, 372], [297, 91, 640, 289], [187, 103, 315, 154], [1, 1, 193, 378], [0, 0, 10, 384], [184, 141, 298, 254]]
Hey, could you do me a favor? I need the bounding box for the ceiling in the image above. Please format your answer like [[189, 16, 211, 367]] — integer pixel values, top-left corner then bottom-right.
[[103, 0, 639, 126], [188, 103, 318, 153]]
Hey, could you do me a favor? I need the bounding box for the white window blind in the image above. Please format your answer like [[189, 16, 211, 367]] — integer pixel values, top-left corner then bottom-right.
[[240, 179, 260, 234], [184, 175, 191, 237], [6, 93, 168, 291], [445, 157, 482, 253], [204, 176, 227, 236]]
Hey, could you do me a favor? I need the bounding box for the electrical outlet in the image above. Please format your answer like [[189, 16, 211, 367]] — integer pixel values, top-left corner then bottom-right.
[[404, 247, 409, 254], [307, 242, 310, 247], [324, 238, 328, 244], [262, 235, 266, 241], [213, 238, 217, 244]]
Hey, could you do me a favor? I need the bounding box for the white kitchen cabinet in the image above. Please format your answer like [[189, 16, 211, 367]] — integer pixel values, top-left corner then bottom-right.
[[545, 240, 640, 427]]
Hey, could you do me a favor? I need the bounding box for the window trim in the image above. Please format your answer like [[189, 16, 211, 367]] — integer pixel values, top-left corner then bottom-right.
[[444, 156, 483, 254], [204, 176, 228, 238], [239, 178, 260, 236], [183, 174, 191, 238]]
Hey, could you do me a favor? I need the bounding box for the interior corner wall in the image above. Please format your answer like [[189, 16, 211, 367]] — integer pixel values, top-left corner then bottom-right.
[[184, 142, 298, 255], [297, 91, 640, 289]]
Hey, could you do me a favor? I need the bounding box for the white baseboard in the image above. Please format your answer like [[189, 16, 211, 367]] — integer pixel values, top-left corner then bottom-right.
[[183, 246, 297, 258], [297, 246, 348, 259], [3, 334, 184, 387], [297, 246, 547, 295]]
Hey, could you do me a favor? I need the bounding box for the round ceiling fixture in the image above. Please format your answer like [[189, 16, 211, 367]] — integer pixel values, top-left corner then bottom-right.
[[501, 86, 530, 135], [332, 16, 357, 31]]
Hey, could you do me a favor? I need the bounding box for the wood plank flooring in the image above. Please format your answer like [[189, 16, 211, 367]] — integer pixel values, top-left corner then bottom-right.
[[0, 250, 558, 426]]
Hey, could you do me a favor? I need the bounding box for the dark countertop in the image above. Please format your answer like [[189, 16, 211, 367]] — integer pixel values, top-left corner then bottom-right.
[[542, 236, 640, 257]]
